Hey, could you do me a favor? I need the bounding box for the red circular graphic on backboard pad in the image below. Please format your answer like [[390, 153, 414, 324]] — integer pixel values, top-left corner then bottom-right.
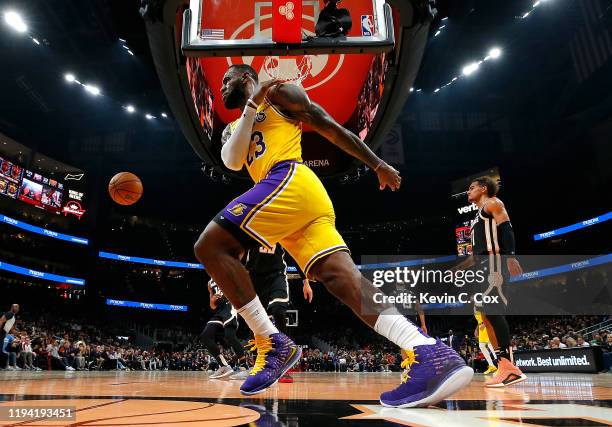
[[198, 0, 375, 126]]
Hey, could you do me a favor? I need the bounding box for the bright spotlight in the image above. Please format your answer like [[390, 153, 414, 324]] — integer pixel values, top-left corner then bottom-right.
[[434, 30, 441, 37], [434, 88, 440, 93], [145, 114, 154, 120], [64, 73, 76, 83], [489, 47, 502, 59], [410, 87, 414, 93], [462, 62, 479, 76], [127, 50, 134, 56], [125, 105, 135, 113], [84, 84, 101, 96], [32, 37, 40, 45], [4, 11, 27, 33], [161, 112, 168, 118]]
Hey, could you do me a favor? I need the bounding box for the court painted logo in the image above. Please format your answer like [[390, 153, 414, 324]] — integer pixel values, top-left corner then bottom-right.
[[228, 203, 247, 217], [344, 403, 612, 426]]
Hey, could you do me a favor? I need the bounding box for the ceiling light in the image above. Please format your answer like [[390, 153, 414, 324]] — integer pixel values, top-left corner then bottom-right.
[[4, 11, 27, 33]]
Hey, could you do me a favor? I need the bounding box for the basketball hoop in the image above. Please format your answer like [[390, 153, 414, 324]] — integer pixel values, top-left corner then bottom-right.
[[262, 55, 313, 86]]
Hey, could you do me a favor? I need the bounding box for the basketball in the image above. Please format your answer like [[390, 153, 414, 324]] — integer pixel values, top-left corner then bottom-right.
[[108, 172, 143, 206]]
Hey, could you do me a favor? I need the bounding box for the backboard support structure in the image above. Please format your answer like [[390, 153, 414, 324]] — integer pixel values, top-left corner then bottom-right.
[[144, 0, 435, 181], [182, 0, 395, 57], [286, 309, 299, 327]]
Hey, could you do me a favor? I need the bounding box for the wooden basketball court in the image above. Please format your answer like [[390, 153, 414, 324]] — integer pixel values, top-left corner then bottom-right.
[[1, 371, 611, 426]]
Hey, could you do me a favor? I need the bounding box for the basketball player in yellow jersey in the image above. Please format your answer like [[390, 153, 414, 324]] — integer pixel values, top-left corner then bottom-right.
[[474, 309, 498, 375], [194, 64, 473, 404]]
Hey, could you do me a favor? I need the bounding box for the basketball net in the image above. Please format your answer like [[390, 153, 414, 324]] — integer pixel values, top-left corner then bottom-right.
[[262, 55, 312, 86]]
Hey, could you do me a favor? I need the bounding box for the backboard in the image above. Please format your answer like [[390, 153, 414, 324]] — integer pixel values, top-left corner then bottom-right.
[[182, 0, 394, 57], [184, 1, 392, 176], [144, 0, 434, 180]]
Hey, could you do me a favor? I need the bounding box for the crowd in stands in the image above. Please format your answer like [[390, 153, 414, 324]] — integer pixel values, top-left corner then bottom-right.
[[300, 346, 399, 372], [510, 316, 611, 351]]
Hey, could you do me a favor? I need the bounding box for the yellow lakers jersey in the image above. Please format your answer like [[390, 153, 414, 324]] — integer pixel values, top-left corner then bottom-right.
[[474, 310, 490, 343], [229, 98, 302, 183]]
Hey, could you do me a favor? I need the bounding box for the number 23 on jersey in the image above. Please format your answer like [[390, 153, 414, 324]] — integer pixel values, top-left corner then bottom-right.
[[246, 131, 266, 166]]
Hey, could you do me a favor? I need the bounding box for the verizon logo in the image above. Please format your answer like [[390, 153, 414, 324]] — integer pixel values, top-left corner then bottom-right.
[[457, 204, 478, 215]]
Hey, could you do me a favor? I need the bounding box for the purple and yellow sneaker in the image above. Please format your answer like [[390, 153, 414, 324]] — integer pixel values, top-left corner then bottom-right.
[[380, 338, 474, 408], [240, 333, 301, 396]]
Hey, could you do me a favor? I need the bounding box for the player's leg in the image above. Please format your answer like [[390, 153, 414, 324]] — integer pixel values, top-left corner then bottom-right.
[[484, 315, 526, 387], [195, 222, 281, 337], [264, 275, 295, 382], [277, 165, 473, 406], [196, 225, 295, 391], [195, 163, 303, 395], [200, 320, 233, 379], [298, 248, 473, 407], [251, 272, 295, 383], [195, 223, 256, 308], [222, 316, 246, 364], [487, 342, 497, 361], [264, 274, 290, 335], [479, 341, 497, 374]]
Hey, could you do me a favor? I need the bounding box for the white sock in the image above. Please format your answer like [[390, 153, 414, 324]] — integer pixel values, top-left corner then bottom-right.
[[237, 296, 279, 337], [487, 342, 497, 360], [374, 307, 436, 350], [479, 342, 494, 366], [219, 354, 228, 367]]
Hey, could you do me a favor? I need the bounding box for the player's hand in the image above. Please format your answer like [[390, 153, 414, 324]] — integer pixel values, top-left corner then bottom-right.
[[247, 77, 282, 106], [303, 279, 313, 303], [507, 257, 523, 277], [376, 162, 401, 191]]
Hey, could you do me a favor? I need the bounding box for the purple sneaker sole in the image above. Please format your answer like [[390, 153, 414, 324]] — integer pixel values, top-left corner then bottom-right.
[[240, 345, 302, 396], [380, 364, 474, 408]]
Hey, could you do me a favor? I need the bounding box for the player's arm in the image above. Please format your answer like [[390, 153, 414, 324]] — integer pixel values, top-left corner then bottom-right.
[[220, 114, 253, 170], [220, 78, 280, 170], [414, 302, 427, 333], [484, 199, 523, 276], [270, 84, 401, 191], [417, 308, 427, 334]]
